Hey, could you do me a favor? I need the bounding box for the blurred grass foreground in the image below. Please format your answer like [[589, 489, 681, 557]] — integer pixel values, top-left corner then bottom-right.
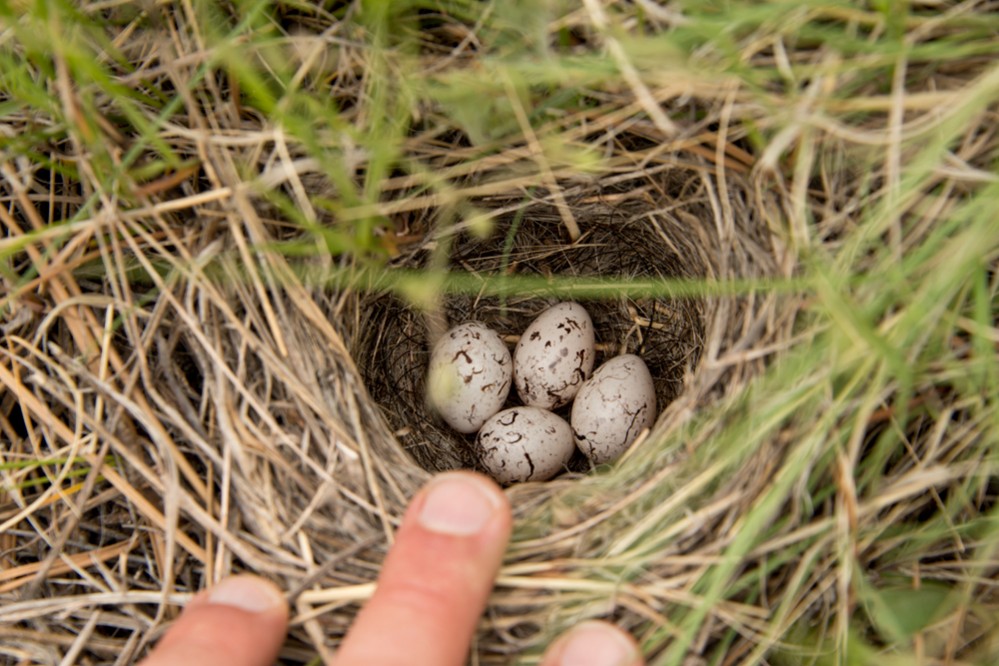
[[1, 1, 998, 664]]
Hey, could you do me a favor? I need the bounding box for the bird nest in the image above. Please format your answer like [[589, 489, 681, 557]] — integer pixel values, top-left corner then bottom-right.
[[355, 189, 715, 474], [6, 3, 996, 664]]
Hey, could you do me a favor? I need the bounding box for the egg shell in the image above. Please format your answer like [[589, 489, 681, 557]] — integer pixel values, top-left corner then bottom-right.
[[477, 406, 575, 484], [571, 354, 656, 464], [513, 302, 596, 410], [427, 322, 512, 434]]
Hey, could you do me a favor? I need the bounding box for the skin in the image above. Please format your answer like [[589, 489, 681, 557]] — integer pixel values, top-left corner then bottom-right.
[[141, 472, 644, 666]]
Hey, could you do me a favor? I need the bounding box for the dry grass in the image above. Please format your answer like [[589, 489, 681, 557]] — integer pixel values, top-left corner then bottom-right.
[[1, 1, 998, 664]]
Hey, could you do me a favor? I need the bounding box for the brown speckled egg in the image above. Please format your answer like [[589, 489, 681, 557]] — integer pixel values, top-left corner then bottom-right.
[[513, 302, 595, 410], [571, 354, 656, 464], [427, 322, 512, 434], [477, 407, 574, 484]]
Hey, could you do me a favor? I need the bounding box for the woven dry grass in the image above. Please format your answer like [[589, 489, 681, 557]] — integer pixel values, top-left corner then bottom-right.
[[2, 2, 998, 665]]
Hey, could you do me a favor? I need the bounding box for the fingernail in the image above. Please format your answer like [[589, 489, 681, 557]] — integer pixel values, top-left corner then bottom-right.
[[559, 621, 638, 666], [205, 576, 286, 614], [417, 473, 502, 536]]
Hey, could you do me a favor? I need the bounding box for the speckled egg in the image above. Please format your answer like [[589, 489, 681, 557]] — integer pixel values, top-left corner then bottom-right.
[[513, 302, 596, 410], [427, 322, 512, 434], [477, 407, 575, 484], [571, 354, 656, 464]]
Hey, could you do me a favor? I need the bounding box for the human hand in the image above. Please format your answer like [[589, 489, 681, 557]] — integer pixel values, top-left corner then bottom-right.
[[141, 471, 643, 665]]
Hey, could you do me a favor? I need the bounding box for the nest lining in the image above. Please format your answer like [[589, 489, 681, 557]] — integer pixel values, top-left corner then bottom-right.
[[357, 192, 714, 474]]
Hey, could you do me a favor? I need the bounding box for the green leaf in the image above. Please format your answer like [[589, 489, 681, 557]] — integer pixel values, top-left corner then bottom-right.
[[858, 577, 956, 643]]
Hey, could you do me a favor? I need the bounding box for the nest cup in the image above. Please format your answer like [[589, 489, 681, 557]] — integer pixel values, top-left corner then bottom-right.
[[357, 192, 713, 475]]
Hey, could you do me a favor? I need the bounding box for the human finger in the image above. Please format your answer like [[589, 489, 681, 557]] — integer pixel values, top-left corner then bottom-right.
[[139, 575, 289, 666], [540, 620, 644, 666], [333, 471, 512, 666]]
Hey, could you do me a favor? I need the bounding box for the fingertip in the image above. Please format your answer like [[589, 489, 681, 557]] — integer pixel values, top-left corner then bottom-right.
[[199, 574, 289, 618], [140, 575, 289, 666], [542, 620, 643, 666], [414, 471, 511, 537], [335, 472, 512, 665]]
